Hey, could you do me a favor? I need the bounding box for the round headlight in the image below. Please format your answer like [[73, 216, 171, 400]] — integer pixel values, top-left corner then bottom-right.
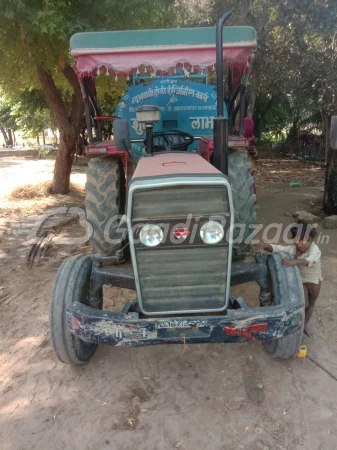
[[139, 224, 163, 247], [200, 221, 224, 244]]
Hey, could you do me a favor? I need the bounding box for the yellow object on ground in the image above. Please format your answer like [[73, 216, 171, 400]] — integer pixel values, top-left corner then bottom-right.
[[297, 345, 307, 358]]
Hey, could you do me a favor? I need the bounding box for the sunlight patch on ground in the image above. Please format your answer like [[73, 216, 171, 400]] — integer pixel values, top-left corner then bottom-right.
[[0, 158, 86, 219], [10, 180, 85, 200]]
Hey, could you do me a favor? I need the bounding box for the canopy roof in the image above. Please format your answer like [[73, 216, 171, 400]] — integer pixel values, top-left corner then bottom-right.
[[70, 26, 257, 80]]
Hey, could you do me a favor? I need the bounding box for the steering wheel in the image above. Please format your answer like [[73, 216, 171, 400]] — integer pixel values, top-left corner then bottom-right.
[[149, 130, 195, 152]]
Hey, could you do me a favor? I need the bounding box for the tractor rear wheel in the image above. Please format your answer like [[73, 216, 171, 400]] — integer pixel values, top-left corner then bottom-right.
[[85, 157, 125, 257], [228, 149, 256, 259], [264, 252, 305, 359]]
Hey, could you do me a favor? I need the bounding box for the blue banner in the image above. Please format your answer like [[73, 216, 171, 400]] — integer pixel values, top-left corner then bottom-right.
[[115, 78, 227, 160]]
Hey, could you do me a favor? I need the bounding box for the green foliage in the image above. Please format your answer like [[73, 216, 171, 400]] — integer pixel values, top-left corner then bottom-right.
[[10, 89, 55, 138], [36, 144, 57, 157], [0, 89, 55, 140], [0, 0, 177, 92], [254, 94, 291, 141], [0, 0, 176, 148], [0, 98, 17, 131], [245, 0, 337, 133], [178, 0, 337, 136], [95, 77, 128, 115]]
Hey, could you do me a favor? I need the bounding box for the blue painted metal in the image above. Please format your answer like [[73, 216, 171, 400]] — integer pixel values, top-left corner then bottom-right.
[[115, 77, 227, 161], [70, 26, 257, 51], [132, 72, 209, 85], [67, 301, 304, 347]]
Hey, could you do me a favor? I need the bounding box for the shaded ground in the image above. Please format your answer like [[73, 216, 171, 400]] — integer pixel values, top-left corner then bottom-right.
[[254, 146, 325, 189], [0, 150, 337, 450]]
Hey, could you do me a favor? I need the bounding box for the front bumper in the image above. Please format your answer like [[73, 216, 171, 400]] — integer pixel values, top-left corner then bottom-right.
[[67, 298, 303, 347]]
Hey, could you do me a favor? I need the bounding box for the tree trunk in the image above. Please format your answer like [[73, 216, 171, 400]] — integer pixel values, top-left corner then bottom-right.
[[247, 74, 256, 118], [240, 0, 251, 24], [323, 111, 329, 164], [324, 115, 337, 215], [52, 130, 78, 194], [0, 127, 9, 146], [7, 129, 13, 146], [37, 65, 84, 194], [287, 115, 300, 151], [37, 135, 40, 145], [42, 130, 46, 145]]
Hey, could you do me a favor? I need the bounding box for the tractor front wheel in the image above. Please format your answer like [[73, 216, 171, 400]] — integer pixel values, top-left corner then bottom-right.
[[263, 252, 305, 359], [50, 254, 102, 364]]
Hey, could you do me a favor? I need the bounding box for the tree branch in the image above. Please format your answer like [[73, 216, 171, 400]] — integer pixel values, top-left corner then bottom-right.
[[62, 63, 81, 92], [37, 66, 72, 133], [61, 63, 84, 131]]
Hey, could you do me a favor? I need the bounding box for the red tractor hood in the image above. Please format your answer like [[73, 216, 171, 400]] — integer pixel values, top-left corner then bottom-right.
[[132, 153, 221, 180]]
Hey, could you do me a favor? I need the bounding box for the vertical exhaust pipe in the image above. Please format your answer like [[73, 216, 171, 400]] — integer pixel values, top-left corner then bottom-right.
[[213, 9, 233, 176]]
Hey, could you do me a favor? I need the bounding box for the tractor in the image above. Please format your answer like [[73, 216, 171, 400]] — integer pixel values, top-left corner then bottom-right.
[[50, 10, 304, 365]]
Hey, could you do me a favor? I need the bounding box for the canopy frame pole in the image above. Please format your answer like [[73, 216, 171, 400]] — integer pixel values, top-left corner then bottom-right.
[[214, 8, 233, 176], [81, 82, 94, 144], [239, 85, 246, 137]]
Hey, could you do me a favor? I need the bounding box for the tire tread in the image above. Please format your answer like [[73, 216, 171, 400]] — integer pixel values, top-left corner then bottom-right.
[[263, 252, 305, 359], [228, 150, 256, 257], [85, 157, 123, 257]]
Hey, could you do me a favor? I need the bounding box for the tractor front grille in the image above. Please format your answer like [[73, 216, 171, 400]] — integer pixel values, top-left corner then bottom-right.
[[132, 185, 229, 220], [130, 184, 231, 315], [137, 247, 228, 313]]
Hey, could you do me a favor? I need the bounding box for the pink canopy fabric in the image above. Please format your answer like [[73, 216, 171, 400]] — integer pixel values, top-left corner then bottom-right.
[[71, 44, 255, 80], [244, 117, 255, 139]]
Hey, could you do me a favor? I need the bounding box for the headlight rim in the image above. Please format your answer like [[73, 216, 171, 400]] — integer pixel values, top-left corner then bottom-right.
[[200, 220, 225, 245], [139, 223, 164, 247]]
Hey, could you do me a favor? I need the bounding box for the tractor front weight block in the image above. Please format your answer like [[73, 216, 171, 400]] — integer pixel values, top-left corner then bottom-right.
[[68, 260, 304, 348], [67, 299, 303, 347]]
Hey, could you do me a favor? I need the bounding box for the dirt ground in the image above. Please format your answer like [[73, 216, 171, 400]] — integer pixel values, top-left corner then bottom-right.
[[0, 150, 337, 450]]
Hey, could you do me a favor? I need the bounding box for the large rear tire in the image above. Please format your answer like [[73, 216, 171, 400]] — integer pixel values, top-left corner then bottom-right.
[[228, 149, 256, 259], [85, 157, 125, 257], [50, 255, 102, 365], [263, 252, 305, 359]]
